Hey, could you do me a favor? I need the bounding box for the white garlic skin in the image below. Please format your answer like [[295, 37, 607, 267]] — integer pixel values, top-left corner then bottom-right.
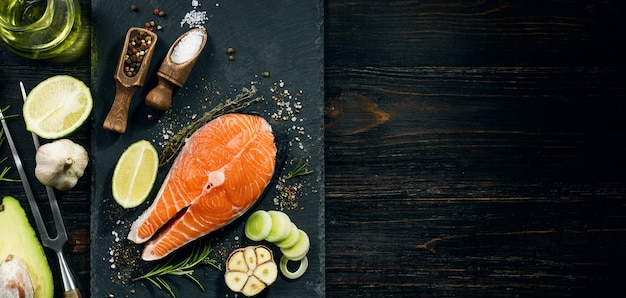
[[35, 139, 89, 191]]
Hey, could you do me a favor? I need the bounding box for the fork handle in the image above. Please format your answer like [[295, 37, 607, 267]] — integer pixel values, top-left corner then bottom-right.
[[57, 251, 81, 298], [64, 289, 82, 298]]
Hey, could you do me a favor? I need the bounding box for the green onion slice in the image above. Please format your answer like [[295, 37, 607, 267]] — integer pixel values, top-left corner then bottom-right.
[[279, 255, 308, 279]]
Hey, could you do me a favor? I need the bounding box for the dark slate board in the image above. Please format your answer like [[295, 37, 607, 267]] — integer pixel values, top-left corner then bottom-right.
[[90, 1, 324, 297]]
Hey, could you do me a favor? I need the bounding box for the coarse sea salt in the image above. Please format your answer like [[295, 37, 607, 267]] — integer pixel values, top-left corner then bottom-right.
[[180, 9, 208, 28], [171, 30, 205, 64]]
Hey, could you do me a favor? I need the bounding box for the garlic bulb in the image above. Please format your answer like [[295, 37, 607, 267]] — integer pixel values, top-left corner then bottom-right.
[[35, 139, 89, 191]]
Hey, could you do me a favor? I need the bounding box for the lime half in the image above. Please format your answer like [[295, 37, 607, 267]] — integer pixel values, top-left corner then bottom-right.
[[23, 75, 93, 139]]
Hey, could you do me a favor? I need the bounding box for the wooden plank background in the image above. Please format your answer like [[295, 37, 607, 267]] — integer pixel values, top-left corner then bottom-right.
[[1, 0, 625, 296]]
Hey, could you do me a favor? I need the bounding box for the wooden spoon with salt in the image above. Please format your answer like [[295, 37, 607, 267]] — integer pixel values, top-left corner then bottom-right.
[[145, 28, 208, 111], [103, 27, 158, 133]]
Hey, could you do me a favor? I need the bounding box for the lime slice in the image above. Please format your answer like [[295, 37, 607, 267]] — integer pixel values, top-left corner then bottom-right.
[[23, 75, 93, 139], [112, 140, 159, 208]]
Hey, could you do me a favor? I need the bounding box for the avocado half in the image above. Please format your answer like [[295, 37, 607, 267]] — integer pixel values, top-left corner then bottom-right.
[[0, 196, 54, 298]]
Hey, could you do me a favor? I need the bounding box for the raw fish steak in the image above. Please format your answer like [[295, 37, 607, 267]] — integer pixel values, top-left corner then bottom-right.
[[128, 113, 277, 260]]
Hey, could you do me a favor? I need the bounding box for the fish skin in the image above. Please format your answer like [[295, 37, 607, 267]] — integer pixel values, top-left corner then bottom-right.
[[127, 113, 277, 261]]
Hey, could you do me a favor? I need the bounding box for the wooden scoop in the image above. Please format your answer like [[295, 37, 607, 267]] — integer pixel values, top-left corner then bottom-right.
[[103, 27, 158, 133], [145, 28, 208, 111]]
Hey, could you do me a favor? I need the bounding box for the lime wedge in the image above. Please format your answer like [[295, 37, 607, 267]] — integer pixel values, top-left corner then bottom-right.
[[23, 75, 93, 139], [112, 140, 159, 208]]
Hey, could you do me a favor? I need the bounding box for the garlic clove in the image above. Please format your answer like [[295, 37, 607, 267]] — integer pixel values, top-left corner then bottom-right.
[[35, 139, 89, 191]]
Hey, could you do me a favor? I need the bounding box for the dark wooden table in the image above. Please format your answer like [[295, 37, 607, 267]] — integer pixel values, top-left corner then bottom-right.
[[2, 1, 626, 296]]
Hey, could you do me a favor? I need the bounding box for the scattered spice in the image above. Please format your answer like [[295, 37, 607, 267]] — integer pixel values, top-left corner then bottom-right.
[[228, 55, 234, 61], [159, 10, 166, 17], [273, 159, 313, 210], [226, 47, 234, 54], [268, 80, 311, 151], [124, 31, 153, 77], [262, 71, 270, 78], [153, 8, 160, 15], [130, 4, 138, 11], [144, 20, 162, 31]]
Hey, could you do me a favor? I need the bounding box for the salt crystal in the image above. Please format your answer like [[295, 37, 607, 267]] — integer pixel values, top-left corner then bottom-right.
[[180, 10, 208, 28], [171, 30, 205, 64]]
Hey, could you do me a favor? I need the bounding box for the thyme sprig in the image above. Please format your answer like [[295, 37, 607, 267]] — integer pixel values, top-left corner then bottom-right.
[[134, 241, 221, 298], [285, 158, 313, 180], [159, 86, 264, 167]]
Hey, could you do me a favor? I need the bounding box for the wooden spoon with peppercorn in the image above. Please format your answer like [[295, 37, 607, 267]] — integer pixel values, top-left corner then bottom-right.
[[103, 27, 158, 133], [145, 28, 208, 112]]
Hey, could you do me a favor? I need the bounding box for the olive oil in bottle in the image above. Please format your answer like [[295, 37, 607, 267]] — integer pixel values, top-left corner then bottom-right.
[[0, 0, 88, 62]]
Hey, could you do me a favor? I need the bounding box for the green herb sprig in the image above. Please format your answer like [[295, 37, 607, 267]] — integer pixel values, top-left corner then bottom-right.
[[134, 242, 221, 298], [285, 158, 313, 180], [1, 107, 20, 183], [159, 86, 263, 167]]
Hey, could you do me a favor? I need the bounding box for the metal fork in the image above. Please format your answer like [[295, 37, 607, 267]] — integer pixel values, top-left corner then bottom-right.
[[0, 83, 81, 298]]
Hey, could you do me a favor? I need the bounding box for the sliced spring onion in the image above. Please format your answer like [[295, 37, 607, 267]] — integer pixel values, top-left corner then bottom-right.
[[280, 229, 309, 261], [275, 222, 300, 249], [244, 210, 272, 241], [279, 255, 309, 279], [264, 210, 292, 242]]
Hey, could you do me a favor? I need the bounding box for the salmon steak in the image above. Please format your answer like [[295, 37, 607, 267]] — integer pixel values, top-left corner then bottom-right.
[[128, 113, 277, 261]]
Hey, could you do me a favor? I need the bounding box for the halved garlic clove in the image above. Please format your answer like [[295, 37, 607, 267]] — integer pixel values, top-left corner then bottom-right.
[[224, 245, 278, 297]]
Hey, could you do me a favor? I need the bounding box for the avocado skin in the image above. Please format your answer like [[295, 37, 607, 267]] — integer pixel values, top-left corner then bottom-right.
[[0, 196, 54, 298]]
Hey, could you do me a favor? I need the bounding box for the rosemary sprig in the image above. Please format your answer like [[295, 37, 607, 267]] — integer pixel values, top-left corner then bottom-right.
[[285, 158, 313, 180], [1, 157, 20, 182], [134, 241, 222, 298], [1, 107, 20, 183], [159, 86, 264, 167]]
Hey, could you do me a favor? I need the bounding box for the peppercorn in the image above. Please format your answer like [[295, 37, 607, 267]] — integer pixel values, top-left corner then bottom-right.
[[227, 47, 235, 54], [228, 55, 235, 61], [159, 10, 166, 17], [153, 8, 160, 15], [130, 4, 138, 11], [124, 31, 153, 77]]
